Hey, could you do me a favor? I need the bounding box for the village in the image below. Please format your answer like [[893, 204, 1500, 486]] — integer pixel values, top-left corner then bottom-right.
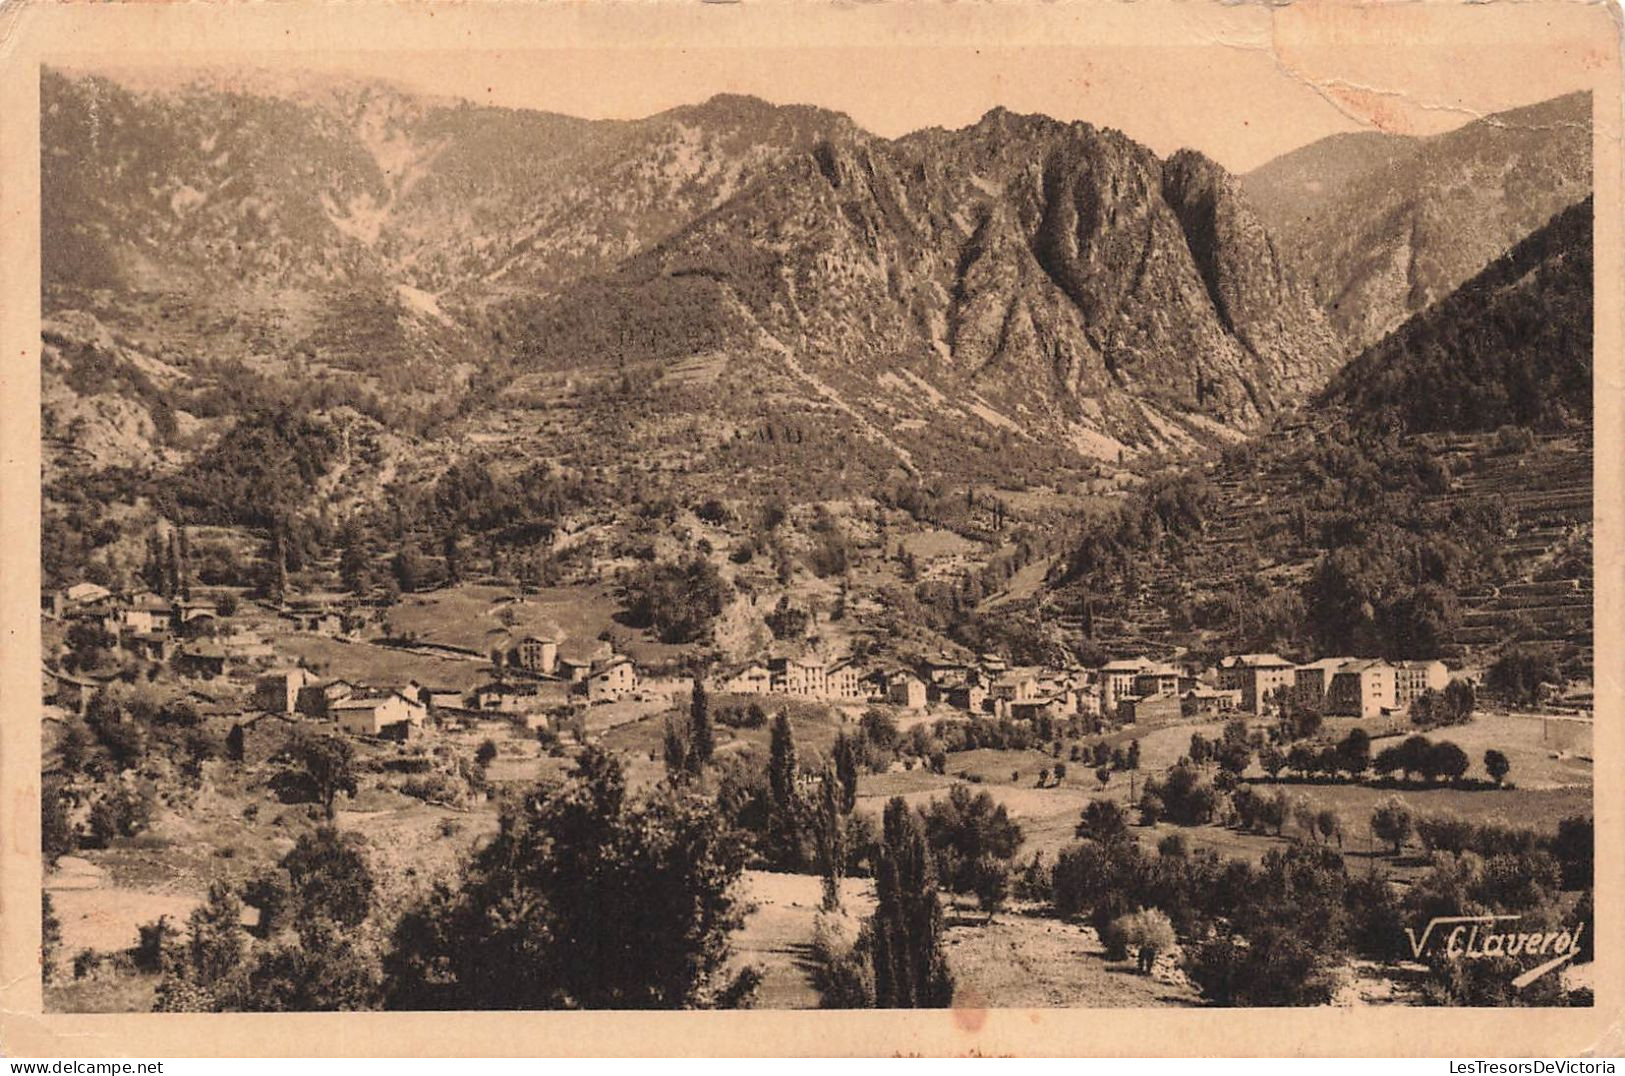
[[44, 577, 1473, 748]]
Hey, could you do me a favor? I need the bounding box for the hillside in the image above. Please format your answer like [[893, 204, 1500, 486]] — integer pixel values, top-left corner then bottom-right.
[[1320, 199, 1592, 432], [1031, 197, 1594, 676], [1262, 92, 1591, 352], [1241, 130, 1419, 239]]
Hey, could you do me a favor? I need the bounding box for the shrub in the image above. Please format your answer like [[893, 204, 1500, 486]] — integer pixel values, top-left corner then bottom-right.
[[808, 914, 875, 1008], [1107, 908, 1176, 971], [1186, 925, 1335, 1006]]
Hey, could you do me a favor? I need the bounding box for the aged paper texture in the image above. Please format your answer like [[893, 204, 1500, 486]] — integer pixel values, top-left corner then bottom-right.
[[0, 0, 1620, 1057]]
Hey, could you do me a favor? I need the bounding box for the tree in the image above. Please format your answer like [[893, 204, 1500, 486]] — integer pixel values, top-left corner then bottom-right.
[[1442, 679, 1477, 723], [161, 881, 248, 1008], [55, 723, 90, 776], [280, 732, 358, 820], [231, 917, 383, 1012], [1370, 796, 1414, 856], [1396, 735, 1434, 781], [624, 557, 730, 644], [833, 732, 860, 814], [1111, 908, 1175, 974], [41, 777, 75, 864], [281, 827, 375, 929], [814, 768, 845, 913], [1095, 766, 1111, 790], [392, 543, 431, 594], [1472, 748, 1508, 787], [688, 681, 714, 770], [339, 523, 373, 595], [1487, 647, 1560, 707], [870, 797, 955, 1008], [971, 856, 1010, 923], [1216, 741, 1252, 779], [1428, 741, 1470, 784], [383, 748, 748, 1009], [919, 784, 1023, 893], [1259, 745, 1286, 781], [1336, 728, 1372, 780], [1125, 739, 1142, 771], [662, 715, 690, 780], [226, 723, 245, 764], [441, 528, 464, 586], [1315, 808, 1343, 847], [1076, 799, 1129, 847]]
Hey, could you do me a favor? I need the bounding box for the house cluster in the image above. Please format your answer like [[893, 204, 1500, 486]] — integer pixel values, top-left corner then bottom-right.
[[709, 651, 1099, 722], [253, 667, 431, 738], [1101, 652, 1452, 725], [44, 580, 1459, 747], [44, 582, 224, 663], [707, 646, 1458, 729], [492, 630, 667, 707]]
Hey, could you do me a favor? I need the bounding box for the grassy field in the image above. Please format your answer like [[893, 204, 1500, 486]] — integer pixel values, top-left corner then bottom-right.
[[383, 582, 692, 667], [277, 634, 489, 691]]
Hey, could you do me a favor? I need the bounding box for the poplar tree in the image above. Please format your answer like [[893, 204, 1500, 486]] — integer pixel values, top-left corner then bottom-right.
[[767, 711, 801, 867], [834, 731, 859, 814], [870, 797, 953, 1008], [688, 680, 714, 770]]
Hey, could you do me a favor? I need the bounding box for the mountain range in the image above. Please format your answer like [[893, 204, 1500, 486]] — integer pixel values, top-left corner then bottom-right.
[[40, 67, 1593, 474], [1244, 92, 1591, 352]]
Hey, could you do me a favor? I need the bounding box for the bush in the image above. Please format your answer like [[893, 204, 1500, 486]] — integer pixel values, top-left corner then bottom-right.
[[1107, 908, 1176, 971], [808, 914, 875, 1008], [1186, 925, 1335, 1006], [86, 781, 157, 847]]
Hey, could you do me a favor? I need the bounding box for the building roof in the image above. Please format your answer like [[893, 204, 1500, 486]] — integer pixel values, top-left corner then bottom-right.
[[1101, 656, 1152, 673], [1336, 658, 1392, 673], [589, 656, 634, 679], [1298, 656, 1356, 673], [1232, 653, 1293, 669], [331, 696, 392, 711], [259, 666, 313, 681]]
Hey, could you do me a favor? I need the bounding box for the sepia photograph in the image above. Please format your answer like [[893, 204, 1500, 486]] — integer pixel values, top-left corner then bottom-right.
[[4, 0, 1619, 1051]]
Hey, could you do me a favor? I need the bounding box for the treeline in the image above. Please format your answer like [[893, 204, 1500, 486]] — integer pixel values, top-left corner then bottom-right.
[[1031, 796, 1593, 1006]]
